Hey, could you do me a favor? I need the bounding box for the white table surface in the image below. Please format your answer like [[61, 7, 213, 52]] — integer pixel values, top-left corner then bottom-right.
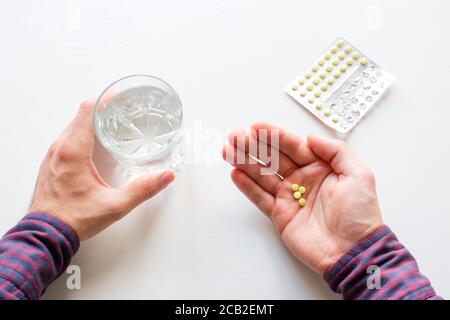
[[0, 0, 449, 299]]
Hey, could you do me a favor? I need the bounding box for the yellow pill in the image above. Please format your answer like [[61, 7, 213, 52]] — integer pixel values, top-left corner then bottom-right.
[[299, 198, 306, 206], [326, 66, 333, 73], [313, 78, 320, 85], [338, 53, 346, 60], [337, 39, 345, 48], [345, 46, 352, 54], [300, 91, 307, 97], [327, 78, 335, 85], [312, 66, 319, 73], [332, 116, 339, 123], [305, 72, 312, 79], [291, 183, 299, 192], [291, 84, 298, 91], [298, 79, 305, 85], [293, 191, 301, 200], [320, 73, 327, 79], [331, 47, 338, 54], [346, 59, 353, 66], [321, 84, 329, 91], [318, 60, 325, 66], [308, 97, 315, 104], [316, 103, 323, 110], [334, 71, 341, 78], [324, 53, 332, 60], [324, 109, 331, 116], [298, 186, 306, 194], [340, 65, 347, 73], [332, 60, 339, 66], [314, 91, 321, 98], [307, 84, 313, 91], [360, 58, 368, 65], [352, 51, 360, 59]]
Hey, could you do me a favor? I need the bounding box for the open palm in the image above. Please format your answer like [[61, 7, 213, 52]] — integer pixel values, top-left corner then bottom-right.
[[224, 123, 382, 274]]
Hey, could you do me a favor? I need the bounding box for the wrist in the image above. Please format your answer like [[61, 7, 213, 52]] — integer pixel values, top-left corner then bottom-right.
[[323, 225, 390, 293], [318, 223, 384, 275]]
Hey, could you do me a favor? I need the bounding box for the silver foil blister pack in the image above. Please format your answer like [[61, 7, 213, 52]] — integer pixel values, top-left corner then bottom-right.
[[286, 38, 394, 133]]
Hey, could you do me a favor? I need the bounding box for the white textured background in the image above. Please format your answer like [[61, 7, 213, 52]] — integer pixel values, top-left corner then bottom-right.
[[0, 0, 449, 299]]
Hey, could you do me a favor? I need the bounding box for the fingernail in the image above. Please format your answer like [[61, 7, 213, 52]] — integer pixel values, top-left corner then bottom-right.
[[160, 171, 175, 187]]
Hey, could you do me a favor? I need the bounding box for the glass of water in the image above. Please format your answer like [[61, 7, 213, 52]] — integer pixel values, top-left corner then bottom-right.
[[94, 75, 183, 171]]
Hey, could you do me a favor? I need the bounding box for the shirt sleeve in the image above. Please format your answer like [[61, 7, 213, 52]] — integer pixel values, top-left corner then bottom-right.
[[0, 212, 80, 300], [324, 225, 442, 300]]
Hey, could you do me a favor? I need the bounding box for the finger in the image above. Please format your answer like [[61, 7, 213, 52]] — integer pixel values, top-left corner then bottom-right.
[[58, 98, 97, 156], [251, 122, 317, 167], [230, 169, 275, 217], [222, 144, 282, 195], [117, 170, 175, 214], [61, 93, 117, 155], [67, 91, 116, 137], [227, 128, 297, 178], [307, 134, 367, 176], [68, 98, 97, 138]]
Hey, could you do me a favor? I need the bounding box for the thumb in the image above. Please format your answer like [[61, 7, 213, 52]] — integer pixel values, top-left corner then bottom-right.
[[307, 134, 367, 176], [119, 170, 175, 212]]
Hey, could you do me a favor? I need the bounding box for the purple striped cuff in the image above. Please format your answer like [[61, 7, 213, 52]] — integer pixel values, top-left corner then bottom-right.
[[324, 225, 441, 300], [0, 212, 79, 299]]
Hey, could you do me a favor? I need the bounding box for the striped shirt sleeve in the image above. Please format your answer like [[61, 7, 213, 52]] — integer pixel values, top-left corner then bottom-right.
[[0, 212, 79, 300], [324, 225, 442, 300]]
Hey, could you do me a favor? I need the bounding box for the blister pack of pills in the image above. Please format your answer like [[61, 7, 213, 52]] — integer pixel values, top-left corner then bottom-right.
[[285, 38, 394, 133]]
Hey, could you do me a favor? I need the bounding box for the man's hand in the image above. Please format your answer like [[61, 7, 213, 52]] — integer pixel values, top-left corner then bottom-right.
[[223, 122, 382, 274], [29, 99, 175, 241]]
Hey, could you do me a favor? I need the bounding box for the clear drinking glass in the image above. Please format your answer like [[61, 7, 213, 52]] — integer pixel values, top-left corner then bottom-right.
[[94, 75, 183, 171]]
